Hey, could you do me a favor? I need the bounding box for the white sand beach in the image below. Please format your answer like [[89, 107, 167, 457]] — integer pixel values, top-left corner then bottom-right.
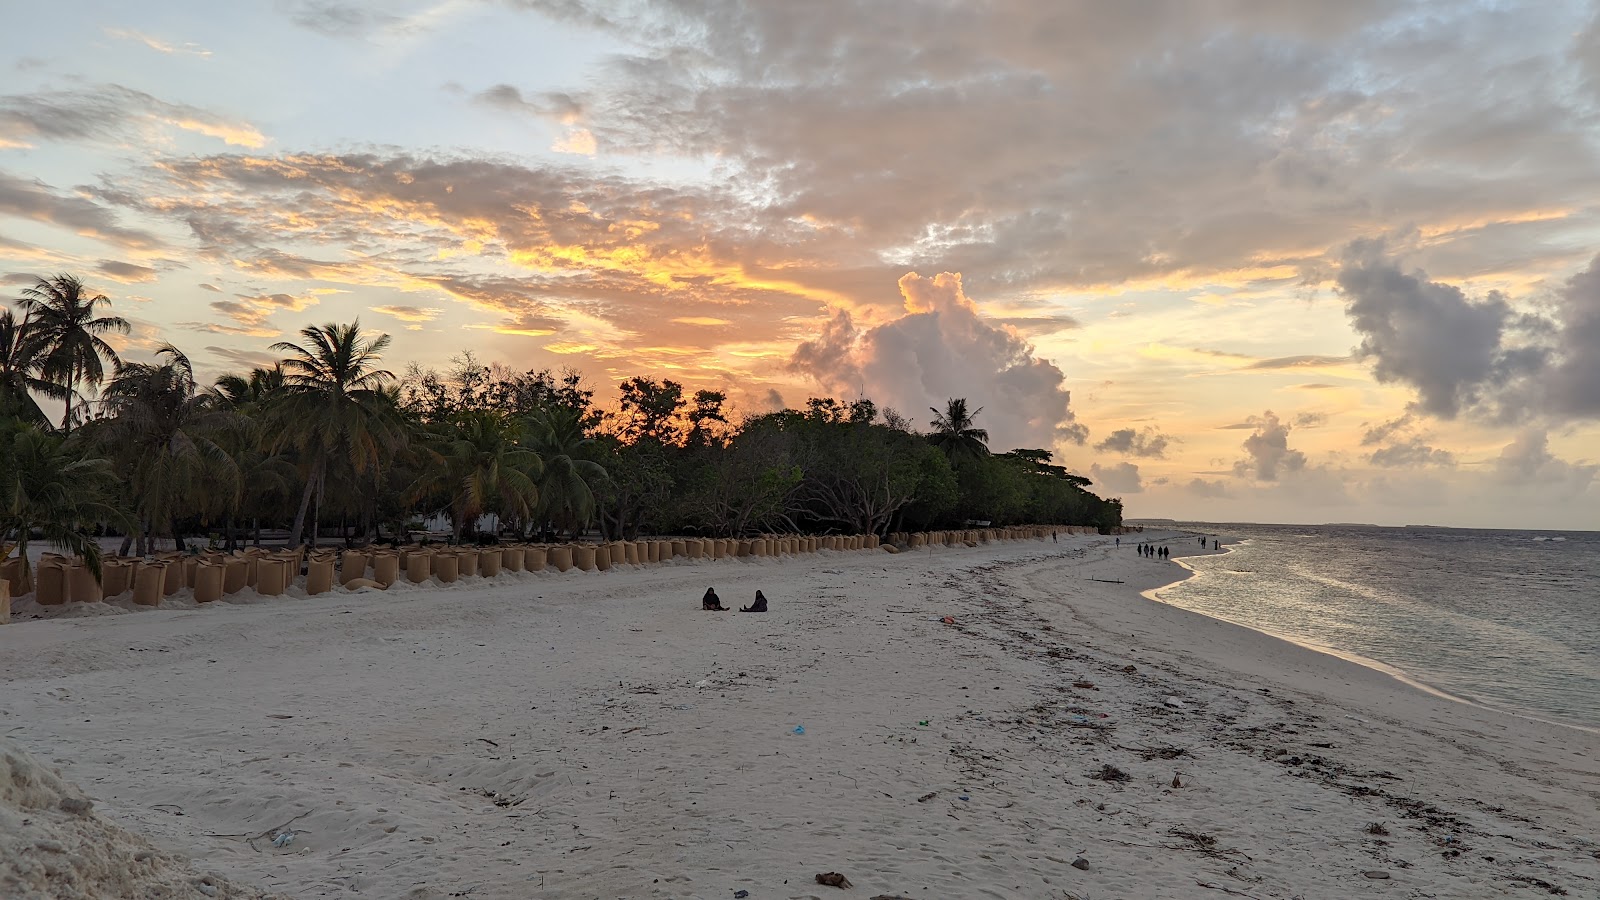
[[4, 531, 1598, 899]]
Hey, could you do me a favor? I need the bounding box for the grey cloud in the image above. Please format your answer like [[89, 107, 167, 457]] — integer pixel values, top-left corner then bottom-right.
[[1494, 429, 1597, 490], [1292, 411, 1327, 428], [0, 84, 264, 148], [1090, 462, 1143, 495], [95, 260, 158, 283], [790, 272, 1087, 451], [1233, 410, 1306, 481], [0, 170, 164, 250], [1093, 427, 1170, 458], [1360, 414, 1413, 446], [1243, 355, 1351, 370], [504, 0, 1600, 297], [1292, 384, 1338, 390], [283, 0, 403, 37], [1336, 241, 1535, 419], [1185, 477, 1231, 498], [1368, 437, 1455, 468], [199, 283, 222, 292], [1337, 243, 1600, 423]]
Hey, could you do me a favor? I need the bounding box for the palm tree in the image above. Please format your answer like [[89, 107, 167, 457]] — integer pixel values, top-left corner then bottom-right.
[[0, 419, 122, 579], [0, 309, 63, 425], [410, 410, 542, 543], [525, 405, 608, 538], [209, 365, 296, 549], [267, 321, 404, 547], [15, 274, 129, 432], [98, 346, 239, 554], [928, 397, 990, 466]]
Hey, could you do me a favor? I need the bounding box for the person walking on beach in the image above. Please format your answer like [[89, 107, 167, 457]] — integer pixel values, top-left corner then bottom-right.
[[1052, 530, 1058, 543]]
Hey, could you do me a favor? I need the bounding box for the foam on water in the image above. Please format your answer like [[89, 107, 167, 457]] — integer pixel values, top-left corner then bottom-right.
[[1150, 524, 1600, 731]]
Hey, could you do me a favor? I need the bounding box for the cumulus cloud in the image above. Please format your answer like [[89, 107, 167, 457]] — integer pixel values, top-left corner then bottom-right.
[[1494, 430, 1597, 490], [1093, 427, 1170, 458], [1090, 461, 1143, 495], [1336, 242, 1600, 424], [1233, 410, 1307, 481], [790, 272, 1087, 451], [1336, 241, 1539, 419]]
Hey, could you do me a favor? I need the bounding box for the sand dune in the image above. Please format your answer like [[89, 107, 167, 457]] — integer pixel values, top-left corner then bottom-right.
[[2, 533, 1597, 898]]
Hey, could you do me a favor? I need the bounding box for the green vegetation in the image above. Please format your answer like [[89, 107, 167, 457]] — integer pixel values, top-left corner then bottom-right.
[[0, 275, 1123, 567]]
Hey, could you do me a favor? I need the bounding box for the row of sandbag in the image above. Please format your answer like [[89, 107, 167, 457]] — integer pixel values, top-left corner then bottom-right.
[[0, 523, 1103, 614]]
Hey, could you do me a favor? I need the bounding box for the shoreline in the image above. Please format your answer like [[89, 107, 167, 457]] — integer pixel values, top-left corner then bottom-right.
[[1151, 534, 1600, 737], [4, 532, 1597, 898]]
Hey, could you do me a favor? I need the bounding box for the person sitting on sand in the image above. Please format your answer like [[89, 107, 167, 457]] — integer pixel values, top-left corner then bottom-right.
[[741, 590, 768, 613], [702, 588, 728, 611]]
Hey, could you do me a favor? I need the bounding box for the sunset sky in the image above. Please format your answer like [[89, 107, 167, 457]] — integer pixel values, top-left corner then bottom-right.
[[4, 0, 1598, 529]]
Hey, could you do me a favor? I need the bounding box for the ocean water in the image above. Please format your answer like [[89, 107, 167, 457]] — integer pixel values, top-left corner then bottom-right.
[[1148, 524, 1600, 731]]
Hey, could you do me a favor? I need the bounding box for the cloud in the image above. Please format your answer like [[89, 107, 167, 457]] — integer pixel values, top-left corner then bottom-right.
[[0, 84, 266, 148], [1368, 437, 1456, 468], [1335, 241, 1600, 424], [1233, 410, 1306, 481], [790, 271, 1087, 451], [283, 1, 404, 37], [1494, 429, 1597, 490], [0, 170, 164, 250], [1089, 461, 1143, 495], [1292, 411, 1327, 428], [371, 304, 442, 323], [199, 283, 222, 292], [509, 0, 1600, 299], [183, 291, 320, 337], [104, 26, 213, 57], [1185, 477, 1231, 498], [1243, 354, 1351, 370], [1336, 241, 1539, 419], [95, 260, 159, 283], [1093, 427, 1170, 458]]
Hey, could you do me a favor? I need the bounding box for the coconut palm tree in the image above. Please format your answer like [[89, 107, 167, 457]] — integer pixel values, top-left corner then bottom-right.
[[928, 397, 990, 466], [267, 321, 404, 547], [409, 409, 542, 543], [98, 346, 239, 553], [0, 418, 122, 579], [209, 365, 296, 549], [525, 405, 608, 538], [0, 309, 63, 425], [15, 274, 129, 432]]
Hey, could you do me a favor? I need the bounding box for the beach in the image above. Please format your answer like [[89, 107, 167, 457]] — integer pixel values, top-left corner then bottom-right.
[[3, 531, 1598, 899]]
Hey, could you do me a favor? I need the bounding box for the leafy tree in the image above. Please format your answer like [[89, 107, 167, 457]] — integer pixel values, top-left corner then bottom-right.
[[267, 321, 405, 547], [617, 377, 686, 445], [14, 274, 128, 432]]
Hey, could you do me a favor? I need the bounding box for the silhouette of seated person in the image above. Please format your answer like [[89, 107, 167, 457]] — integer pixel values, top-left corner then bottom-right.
[[741, 590, 768, 613], [702, 587, 729, 611]]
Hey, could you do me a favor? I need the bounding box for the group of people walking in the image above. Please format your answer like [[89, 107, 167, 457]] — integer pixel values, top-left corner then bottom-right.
[[1141, 543, 1169, 559]]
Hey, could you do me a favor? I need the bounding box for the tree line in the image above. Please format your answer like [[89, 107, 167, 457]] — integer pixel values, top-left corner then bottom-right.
[[0, 274, 1123, 573]]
